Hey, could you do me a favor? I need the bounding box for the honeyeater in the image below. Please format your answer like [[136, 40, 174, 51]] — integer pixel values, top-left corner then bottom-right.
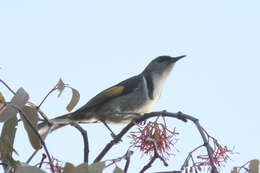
[[38, 55, 185, 137]]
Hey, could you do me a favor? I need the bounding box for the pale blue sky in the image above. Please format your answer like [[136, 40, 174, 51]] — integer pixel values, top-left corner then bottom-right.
[[0, 0, 259, 172]]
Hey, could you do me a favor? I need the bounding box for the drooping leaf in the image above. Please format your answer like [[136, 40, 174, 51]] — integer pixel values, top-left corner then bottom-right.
[[0, 116, 18, 169], [66, 88, 80, 112], [57, 78, 65, 97], [87, 162, 105, 173], [113, 166, 124, 173], [15, 166, 46, 173], [21, 106, 41, 150], [249, 159, 259, 173], [63, 162, 75, 173], [0, 88, 29, 122]]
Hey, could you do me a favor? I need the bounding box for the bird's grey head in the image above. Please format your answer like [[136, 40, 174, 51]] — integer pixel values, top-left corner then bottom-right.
[[142, 55, 186, 75]]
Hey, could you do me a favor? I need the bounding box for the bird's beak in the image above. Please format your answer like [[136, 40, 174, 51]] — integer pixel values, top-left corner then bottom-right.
[[171, 55, 186, 62]]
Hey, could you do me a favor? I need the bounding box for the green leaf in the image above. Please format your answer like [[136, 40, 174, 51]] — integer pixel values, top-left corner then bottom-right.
[[15, 166, 46, 173], [0, 91, 5, 102], [63, 162, 75, 173], [70, 162, 105, 173], [21, 106, 41, 150], [249, 159, 259, 173], [113, 166, 124, 173], [57, 78, 65, 97], [231, 167, 238, 173], [0, 116, 18, 169], [0, 88, 29, 122], [88, 162, 105, 173], [72, 163, 89, 173], [66, 88, 80, 112], [0, 91, 6, 115]]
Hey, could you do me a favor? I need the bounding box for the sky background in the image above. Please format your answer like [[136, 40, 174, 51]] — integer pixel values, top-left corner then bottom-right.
[[0, 0, 259, 172]]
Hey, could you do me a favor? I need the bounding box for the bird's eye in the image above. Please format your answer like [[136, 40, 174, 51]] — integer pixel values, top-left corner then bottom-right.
[[158, 59, 164, 63], [158, 58, 168, 63]]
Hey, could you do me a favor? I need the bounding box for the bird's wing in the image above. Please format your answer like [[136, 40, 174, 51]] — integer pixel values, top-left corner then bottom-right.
[[74, 75, 141, 112]]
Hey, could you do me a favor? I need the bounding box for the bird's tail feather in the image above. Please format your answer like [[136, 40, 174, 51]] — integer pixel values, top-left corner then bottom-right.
[[38, 113, 72, 138]]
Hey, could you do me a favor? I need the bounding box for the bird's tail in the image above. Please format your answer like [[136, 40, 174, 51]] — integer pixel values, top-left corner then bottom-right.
[[38, 113, 72, 138]]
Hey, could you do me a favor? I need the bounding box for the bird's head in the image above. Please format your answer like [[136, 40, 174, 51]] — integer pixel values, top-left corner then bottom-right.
[[142, 55, 186, 76]]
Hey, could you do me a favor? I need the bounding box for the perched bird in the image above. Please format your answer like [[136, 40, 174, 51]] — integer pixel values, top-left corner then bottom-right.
[[38, 55, 185, 137]]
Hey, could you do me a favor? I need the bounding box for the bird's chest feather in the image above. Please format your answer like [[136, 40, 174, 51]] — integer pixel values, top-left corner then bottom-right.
[[137, 75, 165, 113]]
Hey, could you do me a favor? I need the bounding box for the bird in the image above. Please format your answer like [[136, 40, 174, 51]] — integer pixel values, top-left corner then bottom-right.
[[38, 55, 185, 137]]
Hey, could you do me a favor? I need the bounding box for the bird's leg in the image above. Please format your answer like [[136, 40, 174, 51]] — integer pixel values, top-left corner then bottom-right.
[[101, 120, 117, 139], [131, 113, 146, 125]]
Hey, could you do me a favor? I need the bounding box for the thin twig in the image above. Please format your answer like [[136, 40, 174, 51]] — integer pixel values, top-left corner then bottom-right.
[[105, 150, 133, 172], [124, 150, 133, 173], [0, 79, 16, 95], [140, 139, 168, 173], [39, 154, 47, 168], [191, 119, 218, 173], [70, 122, 89, 163], [181, 144, 203, 172], [26, 150, 39, 164], [37, 86, 57, 108]]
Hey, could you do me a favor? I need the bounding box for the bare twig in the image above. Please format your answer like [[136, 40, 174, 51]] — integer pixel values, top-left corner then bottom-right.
[[236, 160, 250, 173], [26, 150, 39, 164], [191, 121, 218, 173], [181, 144, 203, 172], [124, 150, 133, 173], [105, 150, 133, 172], [37, 86, 57, 108], [39, 154, 47, 168], [140, 139, 168, 173], [0, 79, 16, 95], [70, 122, 89, 163]]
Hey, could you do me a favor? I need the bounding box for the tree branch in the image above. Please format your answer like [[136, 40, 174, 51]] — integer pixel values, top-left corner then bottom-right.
[[93, 111, 219, 173], [124, 150, 133, 173], [70, 122, 89, 163], [94, 111, 186, 163]]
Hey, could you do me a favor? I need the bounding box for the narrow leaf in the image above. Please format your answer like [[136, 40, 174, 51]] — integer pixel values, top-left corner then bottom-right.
[[88, 162, 105, 173], [57, 78, 65, 97], [63, 162, 75, 173], [21, 106, 41, 150], [0, 88, 29, 122], [249, 159, 259, 173], [66, 88, 80, 112], [0, 91, 5, 102], [113, 166, 124, 173], [15, 166, 46, 173], [0, 116, 18, 169]]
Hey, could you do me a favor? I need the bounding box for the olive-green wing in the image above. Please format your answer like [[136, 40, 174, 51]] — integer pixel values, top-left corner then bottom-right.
[[74, 75, 141, 112]]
